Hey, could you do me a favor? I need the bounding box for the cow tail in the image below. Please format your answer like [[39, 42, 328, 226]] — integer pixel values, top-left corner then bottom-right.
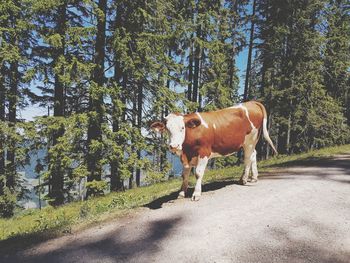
[[255, 102, 278, 155]]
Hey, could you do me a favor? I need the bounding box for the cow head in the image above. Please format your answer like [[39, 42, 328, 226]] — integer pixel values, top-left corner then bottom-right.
[[150, 113, 201, 154]]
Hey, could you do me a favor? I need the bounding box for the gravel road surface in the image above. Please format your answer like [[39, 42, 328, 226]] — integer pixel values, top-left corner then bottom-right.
[[2, 154, 350, 263]]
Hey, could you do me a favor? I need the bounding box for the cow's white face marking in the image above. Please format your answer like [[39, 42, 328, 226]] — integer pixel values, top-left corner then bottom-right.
[[213, 123, 216, 129], [165, 113, 185, 152], [196, 112, 208, 128]]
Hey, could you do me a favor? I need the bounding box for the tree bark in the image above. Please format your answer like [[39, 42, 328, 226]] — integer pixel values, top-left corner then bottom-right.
[[187, 36, 193, 102], [192, 25, 201, 104], [228, 1, 239, 94], [192, 1, 203, 104], [50, 0, 67, 205], [243, 0, 256, 101], [198, 48, 204, 111], [0, 65, 5, 195], [6, 59, 18, 189], [286, 113, 291, 154], [110, 4, 124, 192], [135, 82, 142, 187], [87, 0, 107, 194], [159, 49, 172, 171]]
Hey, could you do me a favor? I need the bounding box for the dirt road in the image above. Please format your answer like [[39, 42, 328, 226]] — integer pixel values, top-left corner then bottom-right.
[[2, 154, 350, 263]]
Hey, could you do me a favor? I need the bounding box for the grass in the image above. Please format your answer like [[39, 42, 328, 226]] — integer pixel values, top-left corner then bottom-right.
[[1, 144, 350, 249]]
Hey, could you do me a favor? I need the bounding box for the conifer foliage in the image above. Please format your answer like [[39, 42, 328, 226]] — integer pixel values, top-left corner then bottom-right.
[[0, 0, 349, 216]]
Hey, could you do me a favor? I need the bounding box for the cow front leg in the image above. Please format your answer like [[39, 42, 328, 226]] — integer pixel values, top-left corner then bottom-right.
[[192, 156, 208, 201], [178, 166, 191, 198]]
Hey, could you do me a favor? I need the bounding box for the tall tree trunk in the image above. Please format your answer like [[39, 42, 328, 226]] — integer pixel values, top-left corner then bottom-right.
[[192, 1, 202, 104], [135, 82, 142, 187], [6, 60, 18, 189], [87, 0, 107, 195], [110, 4, 124, 192], [110, 64, 124, 191], [198, 48, 204, 111], [345, 87, 350, 125], [192, 24, 201, 104], [159, 49, 172, 171], [286, 113, 291, 153], [265, 112, 273, 159], [228, 1, 238, 94], [6, 7, 20, 189], [187, 36, 193, 102], [129, 89, 138, 189], [50, 1, 67, 205], [243, 0, 256, 101], [0, 65, 5, 195]]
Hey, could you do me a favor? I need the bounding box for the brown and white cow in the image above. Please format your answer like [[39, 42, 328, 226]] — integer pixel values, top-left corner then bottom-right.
[[150, 101, 277, 201]]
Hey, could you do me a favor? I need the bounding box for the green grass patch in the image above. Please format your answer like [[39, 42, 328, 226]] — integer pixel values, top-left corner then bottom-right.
[[1, 144, 350, 247]]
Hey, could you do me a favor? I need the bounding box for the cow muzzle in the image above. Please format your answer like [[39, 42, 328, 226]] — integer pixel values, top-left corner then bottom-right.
[[169, 144, 182, 153]]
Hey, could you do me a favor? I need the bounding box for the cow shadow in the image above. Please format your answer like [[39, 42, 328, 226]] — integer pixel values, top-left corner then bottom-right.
[[1, 216, 183, 263], [145, 179, 241, 209]]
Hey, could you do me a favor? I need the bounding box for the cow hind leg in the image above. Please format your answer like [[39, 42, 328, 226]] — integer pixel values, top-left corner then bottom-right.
[[240, 128, 259, 185], [240, 146, 254, 185], [192, 157, 208, 201], [178, 166, 191, 198], [250, 149, 258, 183]]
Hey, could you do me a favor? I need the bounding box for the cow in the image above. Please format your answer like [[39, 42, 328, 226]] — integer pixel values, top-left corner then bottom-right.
[[150, 101, 277, 201]]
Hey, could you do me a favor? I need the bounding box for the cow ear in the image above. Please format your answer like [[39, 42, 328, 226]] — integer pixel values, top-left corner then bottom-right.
[[186, 118, 201, 128], [150, 121, 166, 132]]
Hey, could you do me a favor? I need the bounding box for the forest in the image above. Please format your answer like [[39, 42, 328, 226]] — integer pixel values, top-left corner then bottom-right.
[[0, 0, 349, 217]]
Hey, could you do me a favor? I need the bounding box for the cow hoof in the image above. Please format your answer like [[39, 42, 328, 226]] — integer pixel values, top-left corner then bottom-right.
[[178, 191, 185, 199], [250, 178, 258, 183], [240, 179, 247, 185], [191, 192, 201, 201]]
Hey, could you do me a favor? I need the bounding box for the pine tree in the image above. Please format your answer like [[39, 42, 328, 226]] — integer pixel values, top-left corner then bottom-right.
[[323, 0, 350, 124], [0, 0, 34, 216], [243, 0, 257, 101], [256, 0, 348, 153], [30, 0, 96, 203], [86, 0, 107, 196]]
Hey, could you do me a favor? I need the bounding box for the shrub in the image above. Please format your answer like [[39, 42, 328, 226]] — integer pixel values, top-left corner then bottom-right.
[[0, 187, 17, 218], [85, 180, 107, 197], [144, 171, 166, 185]]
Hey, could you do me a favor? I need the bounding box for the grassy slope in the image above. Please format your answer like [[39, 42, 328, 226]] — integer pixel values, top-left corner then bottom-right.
[[1, 144, 350, 245]]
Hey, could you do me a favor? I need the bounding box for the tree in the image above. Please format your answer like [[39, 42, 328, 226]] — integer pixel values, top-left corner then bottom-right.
[[29, 0, 98, 204], [243, 0, 257, 101], [323, 0, 350, 123], [86, 0, 107, 196], [256, 0, 349, 154], [0, 0, 34, 216]]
